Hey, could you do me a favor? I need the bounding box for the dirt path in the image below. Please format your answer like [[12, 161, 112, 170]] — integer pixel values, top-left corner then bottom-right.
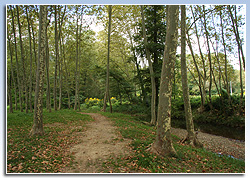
[[62, 113, 131, 173], [171, 128, 245, 160]]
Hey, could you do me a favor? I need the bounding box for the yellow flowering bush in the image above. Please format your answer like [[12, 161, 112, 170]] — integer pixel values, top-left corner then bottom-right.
[[84, 97, 118, 108], [85, 97, 103, 108]]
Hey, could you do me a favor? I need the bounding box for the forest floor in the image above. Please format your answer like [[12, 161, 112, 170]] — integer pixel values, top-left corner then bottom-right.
[[62, 112, 245, 173]]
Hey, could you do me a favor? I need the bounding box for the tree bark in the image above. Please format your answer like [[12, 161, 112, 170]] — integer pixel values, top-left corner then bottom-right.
[[10, 6, 23, 112], [180, 5, 202, 147], [45, 17, 51, 112], [30, 5, 47, 136], [103, 5, 113, 113], [149, 5, 179, 157], [140, 5, 157, 125], [54, 5, 59, 111], [219, 9, 231, 103], [7, 32, 17, 111], [17, 5, 29, 113], [25, 6, 34, 113], [202, 5, 213, 110], [186, 33, 204, 111], [74, 6, 80, 110]]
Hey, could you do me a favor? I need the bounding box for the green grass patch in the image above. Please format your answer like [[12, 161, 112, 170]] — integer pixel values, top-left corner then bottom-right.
[[7, 109, 93, 173], [98, 112, 245, 173]]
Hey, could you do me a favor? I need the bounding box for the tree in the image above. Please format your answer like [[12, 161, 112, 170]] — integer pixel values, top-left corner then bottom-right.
[[54, 5, 59, 111], [180, 5, 202, 147], [140, 5, 156, 125], [30, 5, 47, 136], [103, 5, 113, 113], [10, 5, 23, 112], [149, 5, 179, 156], [17, 5, 29, 113]]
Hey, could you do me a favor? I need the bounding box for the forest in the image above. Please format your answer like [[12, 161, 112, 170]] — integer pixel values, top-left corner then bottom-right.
[[7, 5, 245, 173]]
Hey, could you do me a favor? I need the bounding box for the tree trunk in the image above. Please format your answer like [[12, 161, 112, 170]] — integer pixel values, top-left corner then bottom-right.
[[58, 6, 66, 110], [149, 5, 179, 157], [103, 5, 112, 113], [25, 6, 34, 113], [7, 32, 17, 112], [74, 6, 80, 110], [228, 5, 245, 71], [17, 5, 29, 113], [30, 5, 47, 136], [186, 33, 204, 111], [140, 5, 156, 125], [45, 18, 51, 112], [220, 9, 231, 104], [180, 5, 202, 147], [10, 6, 23, 112], [202, 5, 213, 110], [54, 5, 59, 111]]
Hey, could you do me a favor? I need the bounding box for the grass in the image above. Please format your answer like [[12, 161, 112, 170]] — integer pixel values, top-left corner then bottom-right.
[[7, 109, 245, 173], [7, 109, 93, 173], [98, 112, 245, 173]]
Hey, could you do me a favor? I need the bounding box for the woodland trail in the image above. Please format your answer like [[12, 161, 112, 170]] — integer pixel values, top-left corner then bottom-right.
[[62, 113, 132, 173]]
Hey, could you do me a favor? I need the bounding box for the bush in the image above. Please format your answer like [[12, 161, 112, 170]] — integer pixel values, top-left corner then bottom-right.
[[84, 97, 103, 108]]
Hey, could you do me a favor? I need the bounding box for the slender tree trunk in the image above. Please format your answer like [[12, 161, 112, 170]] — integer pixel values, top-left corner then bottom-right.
[[7, 35, 14, 113], [228, 5, 244, 114], [25, 6, 34, 112], [180, 5, 202, 147], [7, 33, 17, 111], [191, 6, 207, 111], [62, 42, 70, 109], [228, 5, 245, 71], [10, 6, 23, 112], [54, 5, 59, 111], [202, 5, 213, 110], [149, 5, 179, 157], [103, 5, 112, 113], [30, 5, 47, 136], [141, 5, 156, 125], [186, 33, 204, 111], [17, 5, 29, 113], [238, 45, 244, 115], [58, 6, 66, 110], [220, 9, 231, 103], [8, 71, 13, 113], [127, 30, 146, 103], [74, 7, 80, 111], [45, 19, 51, 112]]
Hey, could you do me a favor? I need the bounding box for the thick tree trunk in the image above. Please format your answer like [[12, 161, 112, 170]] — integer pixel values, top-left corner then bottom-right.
[[149, 5, 179, 157], [180, 5, 202, 147], [30, 5, 47, 136], [140, 5, 156, 125], [103, 5, 112, 113]]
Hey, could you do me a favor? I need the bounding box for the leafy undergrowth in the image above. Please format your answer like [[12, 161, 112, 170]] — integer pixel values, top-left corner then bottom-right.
[[98, 112, 245, 173], [7, 109, 93, 173]]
